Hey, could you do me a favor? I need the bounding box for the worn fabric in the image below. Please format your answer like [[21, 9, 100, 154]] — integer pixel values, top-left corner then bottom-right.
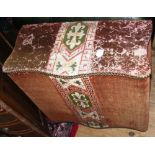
[[3, 20, 152, 131], [3, 20, 152, 78]]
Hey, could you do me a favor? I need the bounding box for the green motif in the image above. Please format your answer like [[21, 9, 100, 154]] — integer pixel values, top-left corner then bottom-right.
[[64, 22, 88, 50], [70, 62, 77, 71], [69, 92, 92, 109], [56, 61, 62, 70], [74, 80, 81, 86], [59, 79, 67, 85]]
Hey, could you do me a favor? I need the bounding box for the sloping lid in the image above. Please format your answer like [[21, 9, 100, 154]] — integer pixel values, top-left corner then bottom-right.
[[3, 20, 152, 78]]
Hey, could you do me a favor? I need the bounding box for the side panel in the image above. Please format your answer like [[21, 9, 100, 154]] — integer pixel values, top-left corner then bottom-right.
[[10, 72, 150, 131], [10, 73, 78, 123]]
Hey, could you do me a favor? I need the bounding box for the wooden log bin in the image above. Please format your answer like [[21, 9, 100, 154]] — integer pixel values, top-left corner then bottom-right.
[[3, 20, 153, 132]]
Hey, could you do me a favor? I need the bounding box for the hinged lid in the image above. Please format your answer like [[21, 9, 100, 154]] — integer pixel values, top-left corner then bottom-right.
[[3, 20, 152, 78]]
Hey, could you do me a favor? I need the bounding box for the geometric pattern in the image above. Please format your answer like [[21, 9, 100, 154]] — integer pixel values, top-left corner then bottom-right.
[[46, 21, 98, 76], [50, 76, 109, 128], [48, 22, 109, 128]]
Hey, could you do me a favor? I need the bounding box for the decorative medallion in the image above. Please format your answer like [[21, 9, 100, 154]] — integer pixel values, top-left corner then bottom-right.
[[69, 92, 92, 109], [63, 22, 88, 50]]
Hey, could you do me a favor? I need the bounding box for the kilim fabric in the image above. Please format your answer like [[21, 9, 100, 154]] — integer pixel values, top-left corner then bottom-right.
[[3, 20, 152, 131]]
